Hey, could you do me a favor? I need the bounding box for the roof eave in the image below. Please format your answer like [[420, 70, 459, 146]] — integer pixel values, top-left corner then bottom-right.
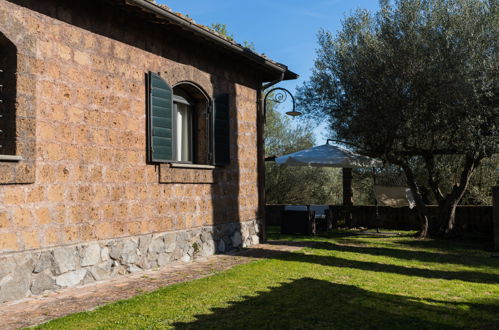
[[125, 0, 298, 81]]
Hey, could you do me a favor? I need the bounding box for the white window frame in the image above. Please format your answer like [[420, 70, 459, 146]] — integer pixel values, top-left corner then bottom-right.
[[173, 94, 194, 163]]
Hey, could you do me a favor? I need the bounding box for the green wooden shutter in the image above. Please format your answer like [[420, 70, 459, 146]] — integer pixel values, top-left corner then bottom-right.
[[213, 93, 230, 165], [148, 72, 173, 163]]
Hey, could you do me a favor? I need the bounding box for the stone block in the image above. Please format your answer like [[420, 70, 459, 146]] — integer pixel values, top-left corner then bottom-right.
[[13, 253, 36, 274], [53, 247, 77, 275], [82, 271, 96, 286], [127, 265, 142, 273], [149, 238, 166, 254], [23, 231, 41, 250], [33, 251, 53, 273], [138, 235, 152, 254], [218, 239, 225, 253], [201, 240, 216, 257], [0, 212, 9, 229], [231, 231, 242, 247], [13, 208, 32, 228], [0, 273, 30, 302], [0, 233, 18, 251], [31, 272, 56, 295], [101, 246, 110, 261], [89, 261, 113, 281], [0, 256, 16, 278], [109, 239, 139, 264], [80, 244, 101, 267], [164, 233, 176, 252], [55, 269, 87, 288]]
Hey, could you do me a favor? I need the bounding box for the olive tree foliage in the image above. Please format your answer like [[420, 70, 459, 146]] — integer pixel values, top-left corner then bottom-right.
[[297, 0, 498, 237], [264, 104, 343, 205]]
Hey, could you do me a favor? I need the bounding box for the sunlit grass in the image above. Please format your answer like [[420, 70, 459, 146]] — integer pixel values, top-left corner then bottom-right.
[[36, 229, 499, 329]]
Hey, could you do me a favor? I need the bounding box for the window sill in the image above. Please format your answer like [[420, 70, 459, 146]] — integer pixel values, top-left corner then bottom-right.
[[159, 163, 216, 184], [169, 163, 216, 170], [0, 155, 23, 162]]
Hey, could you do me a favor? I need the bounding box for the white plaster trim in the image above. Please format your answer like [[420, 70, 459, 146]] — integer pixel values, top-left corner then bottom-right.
[[0, 155, 22, 162], [170, 163, 215, 170]]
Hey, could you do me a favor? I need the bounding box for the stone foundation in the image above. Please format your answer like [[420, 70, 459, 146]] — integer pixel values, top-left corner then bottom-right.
[[0, 219, 260, 303]]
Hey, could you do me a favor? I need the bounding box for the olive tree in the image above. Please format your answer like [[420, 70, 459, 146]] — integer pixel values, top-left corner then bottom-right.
[[297, 0, 498, 237]]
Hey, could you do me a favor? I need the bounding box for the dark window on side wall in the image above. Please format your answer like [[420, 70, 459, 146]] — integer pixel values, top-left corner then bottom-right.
[[0, 33, 17, 156]]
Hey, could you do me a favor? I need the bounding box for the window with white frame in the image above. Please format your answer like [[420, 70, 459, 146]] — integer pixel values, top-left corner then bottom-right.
[[147, 72, 230, 166]]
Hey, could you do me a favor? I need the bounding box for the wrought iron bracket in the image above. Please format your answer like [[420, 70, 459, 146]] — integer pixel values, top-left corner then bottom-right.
[[263, 87, 301, 120]]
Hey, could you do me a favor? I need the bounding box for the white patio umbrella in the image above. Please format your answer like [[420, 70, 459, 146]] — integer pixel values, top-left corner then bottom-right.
[[274, 141, 383, 228], [275, 142, 383, 168]]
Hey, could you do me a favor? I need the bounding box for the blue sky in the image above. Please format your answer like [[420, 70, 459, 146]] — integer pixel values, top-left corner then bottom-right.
[[161, 0, 381, 141]]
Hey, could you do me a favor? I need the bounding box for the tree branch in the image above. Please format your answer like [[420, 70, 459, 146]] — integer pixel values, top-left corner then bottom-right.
[[423, 154, 445, 205]]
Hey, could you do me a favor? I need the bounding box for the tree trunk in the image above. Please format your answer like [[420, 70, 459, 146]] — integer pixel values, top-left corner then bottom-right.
[[388, 155, 429, 238], [401, 164, 429, 238], [436, 153, 482, 238], [438, 198, 459, 237]]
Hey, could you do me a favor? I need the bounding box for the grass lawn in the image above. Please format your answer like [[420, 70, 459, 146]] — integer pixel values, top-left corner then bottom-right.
[[37, 229, 499, 329]]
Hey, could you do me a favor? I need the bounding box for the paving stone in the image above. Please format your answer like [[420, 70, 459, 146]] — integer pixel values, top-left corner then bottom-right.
[[157, 253, 171, 266]]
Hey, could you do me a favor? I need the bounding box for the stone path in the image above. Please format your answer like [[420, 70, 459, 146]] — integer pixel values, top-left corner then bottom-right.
[[0, 241, 310, 329]]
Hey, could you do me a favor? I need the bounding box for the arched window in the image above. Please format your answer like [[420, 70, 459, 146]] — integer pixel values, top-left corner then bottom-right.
[[147, 73, 230, 166], [172, 83, 210, 164], [0, 32, 17, 156]]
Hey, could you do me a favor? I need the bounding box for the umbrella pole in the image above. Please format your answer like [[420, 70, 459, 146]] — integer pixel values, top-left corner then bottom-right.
[[342, 168, 353, 227], [373, 167, 379, 233]]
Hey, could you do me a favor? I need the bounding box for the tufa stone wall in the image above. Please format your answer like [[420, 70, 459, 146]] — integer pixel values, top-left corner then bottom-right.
[[0, 219, 260, 302], [0, 0, 268, 303], [0, 0, 261, 254]]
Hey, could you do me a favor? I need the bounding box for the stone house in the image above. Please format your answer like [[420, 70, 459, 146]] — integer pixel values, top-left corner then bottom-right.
[[0, 0, 296, 302]]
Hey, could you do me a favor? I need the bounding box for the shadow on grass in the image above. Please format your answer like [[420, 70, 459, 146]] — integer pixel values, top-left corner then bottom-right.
[[395, 238, 495, 253], [249, 248, 499, 284], [307, 241, 497, 269], [173, 278, 497, 329]]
